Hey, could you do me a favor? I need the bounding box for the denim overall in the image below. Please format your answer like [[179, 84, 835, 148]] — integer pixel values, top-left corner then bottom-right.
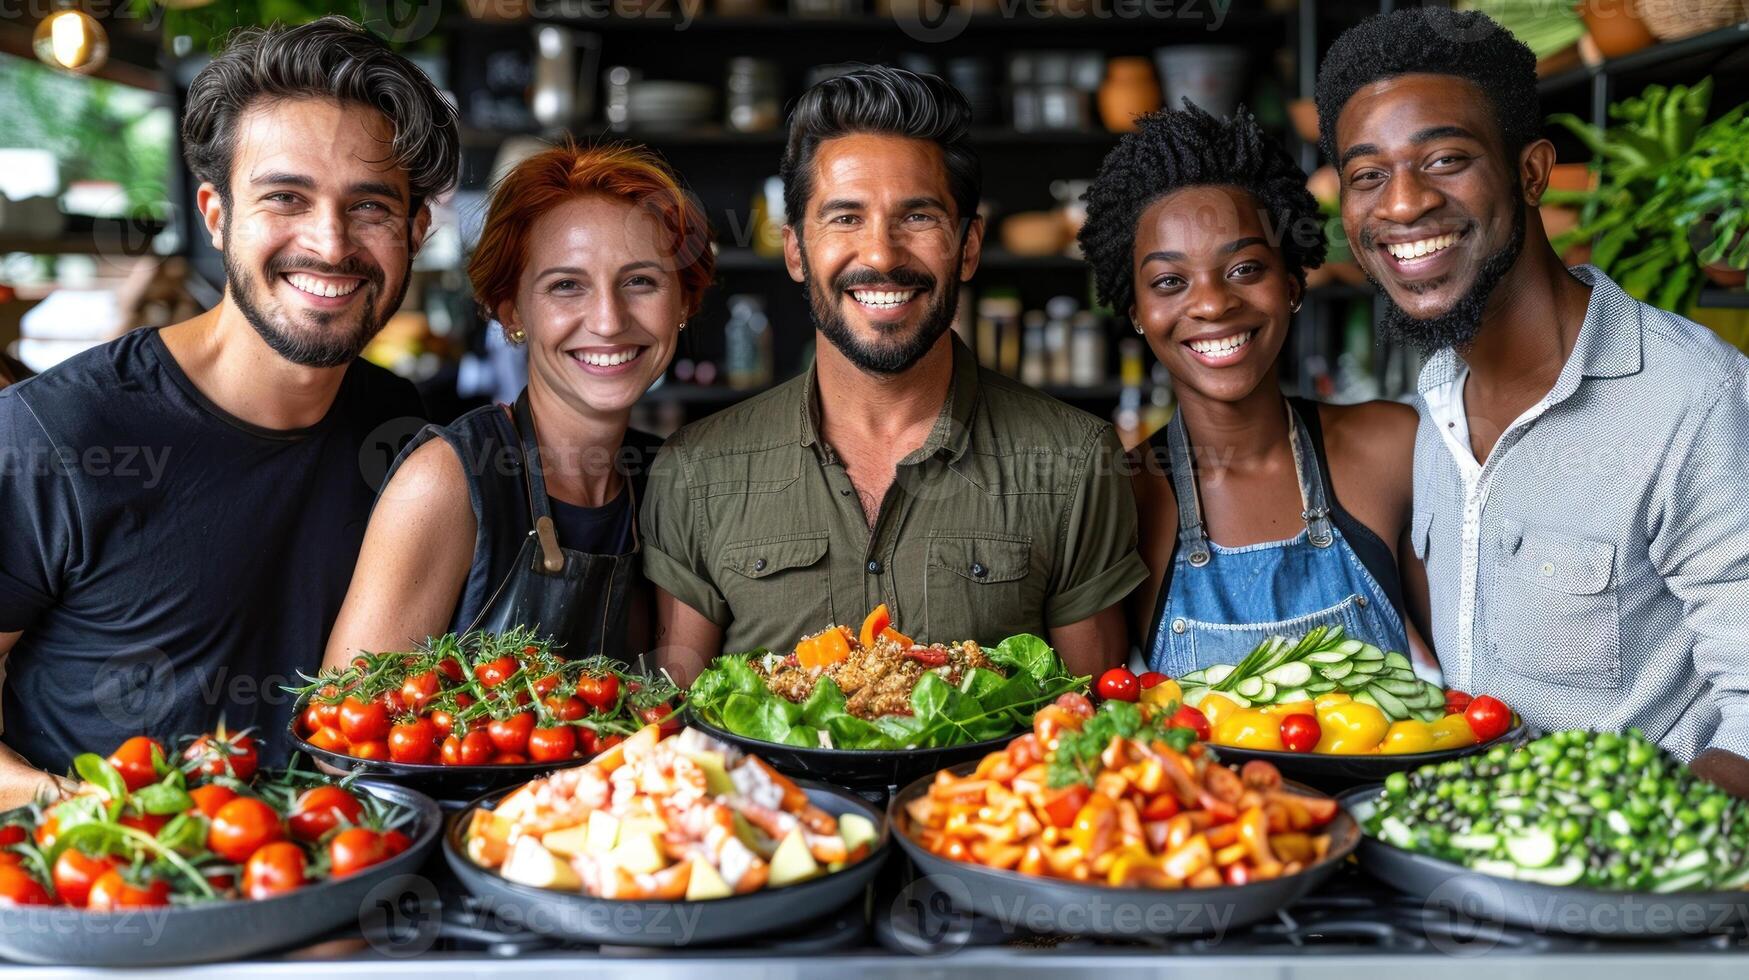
[[1148, 403, 1410, 676]]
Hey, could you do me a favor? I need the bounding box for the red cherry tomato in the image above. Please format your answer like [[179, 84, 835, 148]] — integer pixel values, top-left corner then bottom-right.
[[400, 672, 441, 714], [106, 736, 164, 792], [350, 740, 390, 761], [428, 710, 456, 736], [188, 784, 236, 820], [183, 731, 259, 783], [1097, 668, 1139, 702], [1054, 691, 1095, 718], [329, 828, 395, 878], [243, 842, 308, 899], [492, 752, 529, 765], [1444, 689, 1474, 715], [1170, 705, 1211, 742], [87, 869, 169, 910], [383, 829, 412, 856], [576, 674, 621, 713], [1138, 671, 1169, 690], [0, 825, 24, 847], [459, 730, 494, 766], [436, 658, 465, 684], [439, 735, 464, 766], [52, 849, 118, 907], [1464, 695, 1513, 742], [474, 656, 519, 689], [1040, 783, 1091, 828], [544, 696, 587, 722], [388, 717, 439, 764], [637, 703, 682, 738], [119, 812, 169, 836], [595, 734, 625, 752], [338, 697, 391, 743], [288, 786, 364, 843], [1279, 713, 1321, 753], [0, 865, 52, 906], [209, 798, 284, 863], [487, 712, 535, 755], [307, 727, 348, 754], [527, 725, 577, 763], [533, 673, 562, 698]]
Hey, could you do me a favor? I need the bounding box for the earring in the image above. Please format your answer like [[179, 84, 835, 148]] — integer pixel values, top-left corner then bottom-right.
[[1133, 323, 1144, 335], [678, 321, 687, 332], [507, 327, 526, 345], [1290, 298, 1303, 314]]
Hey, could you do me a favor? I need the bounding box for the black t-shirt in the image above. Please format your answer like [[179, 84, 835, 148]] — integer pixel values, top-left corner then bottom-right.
[[0, 328, 426, 773]]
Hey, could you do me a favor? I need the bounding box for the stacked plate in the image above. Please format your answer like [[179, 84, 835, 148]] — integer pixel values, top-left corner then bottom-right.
[[625, 81, 715, 132]]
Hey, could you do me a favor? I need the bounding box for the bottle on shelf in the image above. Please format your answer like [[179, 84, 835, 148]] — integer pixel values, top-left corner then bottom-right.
[[723, 294, 773, 391]]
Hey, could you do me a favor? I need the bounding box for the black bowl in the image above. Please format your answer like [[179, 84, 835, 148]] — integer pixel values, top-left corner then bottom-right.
[[287, 720, 588, 803], [1208, 724, 1527, 793], [0, 781, 442, 966], [686, 713, 1012, 793], [444, 779, 890, 946], [1341, 785, 1749, 938], [888, 761, 1360, 938]]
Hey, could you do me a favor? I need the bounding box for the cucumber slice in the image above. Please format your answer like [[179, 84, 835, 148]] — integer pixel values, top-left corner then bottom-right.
[[1257, 636, 1298, 673], [1179, 669, 1207, 685], [1668, 849, 1710, 874], [1416, 707, 1445, 724], [1320, 661, 1355, 681], [1255, 682, 1277, 703], [1376, 677, 1422, 697], [1262, 662, 1313, 688], [1274, 688, 1309, 705], [1236, 677, 1264, 698], [1379, 816, 1414, 849], [1334, 639, 1364, 656], [1653, 869, 1708, 894], [1519, 857, 1586, 887], [1305, 650, 1350, 665], [1472, 858, 1522, 880], [1368, 685, 1409, 719], [1450, 832, 1500, 852], [1353, 644, 1386, 661], [1181, 687, 1209, 708], [1204, 664, 1236, 686], [1494, 796, 1527, 813], [1505, 829, 1559, 869], [1606, 811, 1633, 836], [1720, 864, 1749, 889], [1305, 680, 1337, 694], [1348, 659, 1385, 675], [1383, 651, 1411, 671], [1225, 691, 1253, 708], [1352, 689, 1382, 710]]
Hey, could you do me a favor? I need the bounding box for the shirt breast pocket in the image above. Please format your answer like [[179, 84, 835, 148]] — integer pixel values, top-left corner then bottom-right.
[[718, 532, 833, 643], [923, 531, 1035, 645], [1488, 521, 1622, 689]]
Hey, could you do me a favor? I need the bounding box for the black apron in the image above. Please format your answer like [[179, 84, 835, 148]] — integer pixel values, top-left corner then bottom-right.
[[456, 391, 644, 663]]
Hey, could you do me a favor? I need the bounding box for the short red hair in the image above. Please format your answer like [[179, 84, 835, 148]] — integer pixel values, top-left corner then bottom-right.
[[469, 143, 715, 322]]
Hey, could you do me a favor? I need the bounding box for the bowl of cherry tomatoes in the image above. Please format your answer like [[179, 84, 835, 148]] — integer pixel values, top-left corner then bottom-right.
[[0, 730, 440, 966], [287, 629, 683, 800]]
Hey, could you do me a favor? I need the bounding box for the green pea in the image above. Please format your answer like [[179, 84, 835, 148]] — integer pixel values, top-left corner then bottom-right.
[[1386, 772, 1409, 797]]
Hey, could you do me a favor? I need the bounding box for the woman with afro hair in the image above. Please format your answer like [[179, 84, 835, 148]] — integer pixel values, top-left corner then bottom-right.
[[1079, 102, 1434, 679]]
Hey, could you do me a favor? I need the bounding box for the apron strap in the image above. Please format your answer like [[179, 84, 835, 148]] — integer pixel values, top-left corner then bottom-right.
[[1164, 409, 1211, 567], [1287, 401, 1335, 549], [510, 390, 564, 573]]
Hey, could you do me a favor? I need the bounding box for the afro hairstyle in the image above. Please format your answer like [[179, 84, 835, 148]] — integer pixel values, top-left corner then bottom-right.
[[1078, 101, 1326, 318], [1314, 7, 1540, 165]]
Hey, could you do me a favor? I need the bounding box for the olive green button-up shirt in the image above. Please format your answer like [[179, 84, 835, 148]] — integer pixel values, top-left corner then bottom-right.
[[640, 335, 1148, 655]]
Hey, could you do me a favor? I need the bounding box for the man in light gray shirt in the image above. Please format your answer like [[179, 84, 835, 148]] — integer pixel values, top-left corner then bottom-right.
[[1316, 8, 1749, 796]]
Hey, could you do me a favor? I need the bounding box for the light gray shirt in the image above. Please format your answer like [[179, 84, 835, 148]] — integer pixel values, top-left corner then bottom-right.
[[1412, 265, 1749, 762]]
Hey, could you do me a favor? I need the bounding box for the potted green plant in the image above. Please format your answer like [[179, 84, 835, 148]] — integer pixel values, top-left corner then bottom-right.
[[1547, 77, 1748, 312]]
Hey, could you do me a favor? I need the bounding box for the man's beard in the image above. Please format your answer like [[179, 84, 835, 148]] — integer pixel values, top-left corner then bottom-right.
[[1372, 201, 1526, 356], [223, 213, 400, 369], [801, 248, 960, 376]]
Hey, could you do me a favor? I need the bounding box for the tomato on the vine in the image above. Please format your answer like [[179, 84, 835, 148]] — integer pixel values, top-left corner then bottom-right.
[[637, 704, 682, 738], [475, 656, 518, 689], [209, 798, 284, 863], [119, 812, 169, 836], [493, 752, 529, 765], [1055, 692, 1095, 718], [576, 675, 620, 713], [189, 784, 236, 820], [399, 672, 440, 713], [429, 710, 456, 735], [106, 736, 164, 792], [0, 866, 52, 906], [527, 726, 577, 763], [460, 730, 494, 766], [87, 869, 169, 910], [487, 712, 535, 755], [1170, 705, 1211, 742], [544, 695, 587, 722], [307, 727, 348, 754], [350, 740, 390, 761], [533, 673, 562, 698], [183, 731, 259, 782], [288, 786, 363, 843], [436, 658, 465, 684], [338, 697, 390, 744], [52, 849, 117, 907], [388, 718, 438, 765], [1096, 668, 1139, 703], [243, 842, 307, 899], [330, 827, 398, 878]]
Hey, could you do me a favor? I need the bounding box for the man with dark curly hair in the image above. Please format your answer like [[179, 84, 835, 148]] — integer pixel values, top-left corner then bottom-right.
[[1077, 103, 1431, 682], [0, 17, 455, 796], [1318, 7, 1749, 795], [643, 66, 1146, 685]]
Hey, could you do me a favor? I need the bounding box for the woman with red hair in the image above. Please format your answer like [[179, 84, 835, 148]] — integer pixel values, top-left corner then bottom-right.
[[325, 144, 714, 667]]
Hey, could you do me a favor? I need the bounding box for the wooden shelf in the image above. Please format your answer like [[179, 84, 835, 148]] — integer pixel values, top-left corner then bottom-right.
[[1539, 22, 1749, 95]]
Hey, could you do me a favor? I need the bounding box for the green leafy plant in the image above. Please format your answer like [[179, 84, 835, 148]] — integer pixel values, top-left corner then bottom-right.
[[1548, 78, 1749, 312]]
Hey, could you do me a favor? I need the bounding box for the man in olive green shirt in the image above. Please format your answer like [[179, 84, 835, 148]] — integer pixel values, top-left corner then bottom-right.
[[642, 67, 1146, 682]]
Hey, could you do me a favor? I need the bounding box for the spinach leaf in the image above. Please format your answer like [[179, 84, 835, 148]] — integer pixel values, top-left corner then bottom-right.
[[987, 634, 1057, 682], [800, 677, 848, 728], [72, 753, 127, 802], [720, 692, 794, 743], [782, 725, 820, 748], [134, 782, 193, 816], [826, 713, 888, 750]]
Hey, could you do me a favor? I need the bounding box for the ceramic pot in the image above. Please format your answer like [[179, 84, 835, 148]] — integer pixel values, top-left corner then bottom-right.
[[1576, 0, 1658, 59], [1098, 57, 1161, 133]]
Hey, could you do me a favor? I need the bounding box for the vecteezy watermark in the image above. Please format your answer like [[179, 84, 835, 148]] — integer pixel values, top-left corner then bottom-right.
[[1422, 871, 1749, 954], [360, 874, 443, 958], [92, 648, 177, 731], [0, 443, 172, 490], [360, 0, 447, 45], [465, 891, 707, 944], [530, 0, 703, 30], [2, 904, 173, 948], [891, 0, 1233, 44]]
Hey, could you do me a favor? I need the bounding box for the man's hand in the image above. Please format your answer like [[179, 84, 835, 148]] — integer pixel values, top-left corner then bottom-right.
[[0, 743, 75, 810], [1691, 748, 1749, 800], [652, 589, 723, 689]]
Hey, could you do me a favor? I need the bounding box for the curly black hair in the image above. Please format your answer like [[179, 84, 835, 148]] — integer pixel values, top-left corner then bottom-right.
[[1078, 102, 1325, 318], [1314, 7, 1539, 165]]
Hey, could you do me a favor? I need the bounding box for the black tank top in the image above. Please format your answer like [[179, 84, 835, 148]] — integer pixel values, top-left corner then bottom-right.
[[1143, 396, 1406, 615]]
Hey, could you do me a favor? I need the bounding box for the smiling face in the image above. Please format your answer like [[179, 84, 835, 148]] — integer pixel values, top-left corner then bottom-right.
[[205, 97, 425, 368], [783, 133, 981, 375], [1334, 74, 1528, 349], [1130, 185, 1299, 405], [501, 194, 685, 419]]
